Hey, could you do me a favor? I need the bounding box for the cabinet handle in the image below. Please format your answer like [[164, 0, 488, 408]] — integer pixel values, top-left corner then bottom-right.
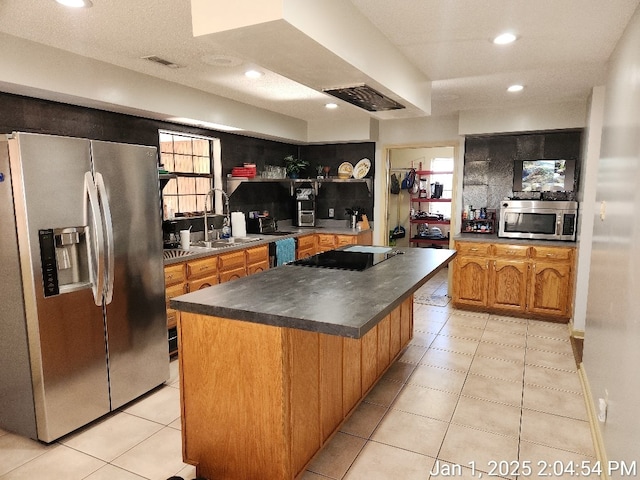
[[470, 248, 478, 252], [199, 266, 208, 271], [167, 274, 173, 280]]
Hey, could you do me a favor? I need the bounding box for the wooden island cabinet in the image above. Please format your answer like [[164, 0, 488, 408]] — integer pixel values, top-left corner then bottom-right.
[[171, 248, 455, 480], [452, 240, 575, 321]]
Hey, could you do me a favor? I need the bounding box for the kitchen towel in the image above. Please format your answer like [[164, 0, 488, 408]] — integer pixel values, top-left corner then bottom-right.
[[275, 238, 295, 266], [231, 211, 246, 238]]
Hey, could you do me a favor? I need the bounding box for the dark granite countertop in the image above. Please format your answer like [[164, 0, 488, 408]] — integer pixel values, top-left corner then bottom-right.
[[454, 233, 577, 248], [170, 247, 456, 338]]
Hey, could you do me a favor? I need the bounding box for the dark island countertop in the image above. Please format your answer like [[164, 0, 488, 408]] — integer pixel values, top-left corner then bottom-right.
[[170, 247, 456, 338]]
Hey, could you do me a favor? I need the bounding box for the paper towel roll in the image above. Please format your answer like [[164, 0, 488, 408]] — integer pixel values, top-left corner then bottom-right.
[[231, 211, 246, 238]]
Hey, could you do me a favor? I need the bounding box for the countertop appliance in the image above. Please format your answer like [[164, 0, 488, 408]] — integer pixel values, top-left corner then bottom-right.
[[291, 248, 402, 271], [498, 200, 578, 241], [294, 187, 315, 227], [0, 132, 169, 442], [247, 216, 277, 234]]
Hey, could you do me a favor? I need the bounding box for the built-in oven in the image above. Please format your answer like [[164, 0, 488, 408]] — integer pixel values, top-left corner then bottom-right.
[[498, 200, 577, 241]]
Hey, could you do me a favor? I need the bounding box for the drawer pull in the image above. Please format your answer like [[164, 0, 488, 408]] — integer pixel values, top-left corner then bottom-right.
[[470, 248, 478, 252], [199, 266, 209, 271]]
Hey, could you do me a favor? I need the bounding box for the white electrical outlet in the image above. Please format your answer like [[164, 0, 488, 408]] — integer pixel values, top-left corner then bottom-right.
[[600, 201, 607, 221], [328, 208, 334, 218]]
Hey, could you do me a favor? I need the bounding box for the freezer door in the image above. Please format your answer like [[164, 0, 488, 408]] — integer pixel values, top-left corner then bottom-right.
[[91, 140, 169, 409], [8, 133, 110, 442]]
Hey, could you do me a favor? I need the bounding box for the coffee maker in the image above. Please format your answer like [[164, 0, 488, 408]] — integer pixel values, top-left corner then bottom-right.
[[294, 187, 315, 227]]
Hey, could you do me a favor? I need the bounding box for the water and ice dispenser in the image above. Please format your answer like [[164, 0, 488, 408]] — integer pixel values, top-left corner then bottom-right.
[[38, 227, 90, 297]]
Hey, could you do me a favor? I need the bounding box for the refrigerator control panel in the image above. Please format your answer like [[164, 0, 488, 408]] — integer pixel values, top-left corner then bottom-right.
[[38, 229, 59, 297]]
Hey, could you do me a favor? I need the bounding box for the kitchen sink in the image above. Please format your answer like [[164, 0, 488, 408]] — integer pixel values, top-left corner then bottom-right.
[[164, 237, 265, 259], [190, 237, 264, 249]]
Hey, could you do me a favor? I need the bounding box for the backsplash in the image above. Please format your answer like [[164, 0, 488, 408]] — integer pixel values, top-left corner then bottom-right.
[[463, 130, 583, 211]]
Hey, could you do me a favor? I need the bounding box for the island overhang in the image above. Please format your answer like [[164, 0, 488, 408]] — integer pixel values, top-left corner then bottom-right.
[[170, 247, 456, 338]]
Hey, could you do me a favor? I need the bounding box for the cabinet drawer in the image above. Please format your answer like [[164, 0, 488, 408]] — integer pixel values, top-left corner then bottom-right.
[[218, 250, 246, 271], [335, 234, 356, 247], [493, 244, 530, 259], [164, 264, 186, 286], [187, 274, 219, 292], [297, 235, 315, 250], [455, 242, 491, 256], [246, 245, 269, 265], [165, 282, 186, 301], [316, 234, 337, 249], [531, 246, 573, 262], [186, 256, 218, 279]]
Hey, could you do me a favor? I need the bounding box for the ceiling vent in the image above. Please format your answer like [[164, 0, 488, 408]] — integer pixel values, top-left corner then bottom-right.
[[142, 55, 182, 69], [323, 84, 405, 112]]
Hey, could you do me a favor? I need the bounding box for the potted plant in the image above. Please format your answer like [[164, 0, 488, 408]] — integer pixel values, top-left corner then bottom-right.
[[284, 155, 309, 178]]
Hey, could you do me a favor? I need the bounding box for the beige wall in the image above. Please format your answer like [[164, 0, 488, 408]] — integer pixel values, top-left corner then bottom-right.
[[583, 4, 640, 467]]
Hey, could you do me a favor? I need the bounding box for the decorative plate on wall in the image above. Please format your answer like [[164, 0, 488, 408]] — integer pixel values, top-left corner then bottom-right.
[[338, 162, 353, 178], [353, 158, 371, 179]]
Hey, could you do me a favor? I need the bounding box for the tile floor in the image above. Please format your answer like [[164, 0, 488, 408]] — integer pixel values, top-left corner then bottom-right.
[[0, 269, 597, 480]]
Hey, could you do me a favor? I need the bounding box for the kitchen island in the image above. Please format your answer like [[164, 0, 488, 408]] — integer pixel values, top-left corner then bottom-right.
[[171, 246, 455, 480]]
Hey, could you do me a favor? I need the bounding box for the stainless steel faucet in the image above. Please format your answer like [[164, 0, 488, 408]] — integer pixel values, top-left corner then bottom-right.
[[204, 188, 230, 242]]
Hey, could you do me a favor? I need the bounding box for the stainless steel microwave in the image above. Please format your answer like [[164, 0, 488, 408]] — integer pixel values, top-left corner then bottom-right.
[[498, 200, 577, 241]]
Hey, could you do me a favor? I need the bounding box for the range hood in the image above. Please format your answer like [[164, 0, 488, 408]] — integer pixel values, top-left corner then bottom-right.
[[323, 84, 405, 112]]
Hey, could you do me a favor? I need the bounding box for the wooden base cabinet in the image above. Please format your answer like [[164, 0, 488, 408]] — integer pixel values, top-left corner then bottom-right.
[[453, 241, 575, 321], [178, 297, 414, 480], [528, 261, 572, 318]]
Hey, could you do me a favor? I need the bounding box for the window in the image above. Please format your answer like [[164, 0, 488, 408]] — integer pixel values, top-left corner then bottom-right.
[[159, 131, 220, 215]]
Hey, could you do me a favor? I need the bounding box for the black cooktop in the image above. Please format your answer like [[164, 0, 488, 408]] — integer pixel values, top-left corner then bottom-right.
[[291, 249, 403, 271]]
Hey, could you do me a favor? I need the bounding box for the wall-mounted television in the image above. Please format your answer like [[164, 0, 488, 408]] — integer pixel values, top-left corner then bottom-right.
[[513, 159, 576, 192]]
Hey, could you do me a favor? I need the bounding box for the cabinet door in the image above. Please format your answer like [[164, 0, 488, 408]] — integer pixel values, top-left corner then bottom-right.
[[528, 261, 572, 318], [488, 259, 528, 313], [187, 274, 219, 292], [297, 247, 315, 260], [452, 256, 490, 307], [219, 266, 247, 283], [297, 234, 316, 252], [357, 229, 373, 246], [247, 260, 269, 275]]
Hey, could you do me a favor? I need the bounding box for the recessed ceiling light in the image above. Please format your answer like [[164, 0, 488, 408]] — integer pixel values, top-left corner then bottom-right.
[[493, 32, 517, 45], [244, 70, 264, 79], [55, 0, 93, 7], [507, 84, 524, 92], [325, 103, 338, 109]]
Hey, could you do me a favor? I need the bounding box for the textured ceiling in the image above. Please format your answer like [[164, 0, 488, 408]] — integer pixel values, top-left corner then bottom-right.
[[0, 0, 638, 122]]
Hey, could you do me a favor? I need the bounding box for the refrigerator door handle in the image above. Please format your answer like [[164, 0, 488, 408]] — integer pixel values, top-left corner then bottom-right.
[[84, 172, 105, 306], [95, 172, 115, 305]]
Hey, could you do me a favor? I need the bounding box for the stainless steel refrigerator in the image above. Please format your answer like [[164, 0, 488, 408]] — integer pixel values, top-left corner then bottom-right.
[[0, 132, 169, 442]]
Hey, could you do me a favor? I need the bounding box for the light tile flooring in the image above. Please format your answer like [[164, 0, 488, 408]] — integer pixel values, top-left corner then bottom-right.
[[0, 269, 597, 480]]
